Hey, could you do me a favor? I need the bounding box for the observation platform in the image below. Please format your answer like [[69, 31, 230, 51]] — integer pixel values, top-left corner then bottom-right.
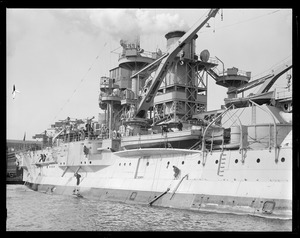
[[118, 49, 156, 71]]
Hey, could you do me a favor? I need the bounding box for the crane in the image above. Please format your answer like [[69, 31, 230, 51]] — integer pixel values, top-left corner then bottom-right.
[[226, 59, 292, 95], [134, 9, 220, 118]]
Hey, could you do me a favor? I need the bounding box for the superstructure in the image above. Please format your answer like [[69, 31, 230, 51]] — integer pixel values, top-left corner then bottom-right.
[[16, 9, 292, 219]]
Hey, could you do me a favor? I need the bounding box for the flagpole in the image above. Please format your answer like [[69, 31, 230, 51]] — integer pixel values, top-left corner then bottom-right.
[[23, 132, 26, 150]]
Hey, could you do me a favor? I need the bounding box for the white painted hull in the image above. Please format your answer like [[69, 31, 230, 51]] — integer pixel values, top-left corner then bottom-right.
[[19, 140, 292, 219]]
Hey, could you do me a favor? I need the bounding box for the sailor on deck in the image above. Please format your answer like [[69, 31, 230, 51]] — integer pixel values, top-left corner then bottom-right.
[[173, 166, 180, 179]]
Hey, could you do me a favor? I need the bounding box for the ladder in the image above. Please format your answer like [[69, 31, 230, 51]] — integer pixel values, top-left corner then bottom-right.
[[217, 152, 227, 176]]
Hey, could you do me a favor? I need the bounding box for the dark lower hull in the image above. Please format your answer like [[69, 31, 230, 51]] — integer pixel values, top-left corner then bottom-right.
[[6, 174, 23, 184], [23, 182, 292, 220]]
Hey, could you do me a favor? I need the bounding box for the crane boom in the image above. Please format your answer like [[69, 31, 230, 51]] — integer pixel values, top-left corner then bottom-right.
[[135, 9, 220, 118], [227, 59, 292, 95], [256, 59, 292, 94], [226, 74, 274, 94]]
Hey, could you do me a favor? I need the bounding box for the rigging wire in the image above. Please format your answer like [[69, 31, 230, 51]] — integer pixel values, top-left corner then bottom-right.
[[52, 42, 108, 122], [222, 107, 246, 127], [188, 9, 211, 30], [110, 45, 122, 54], [246, 54, 292, 95], [251, 54, 292, 79], [200, 9, 281, 34]]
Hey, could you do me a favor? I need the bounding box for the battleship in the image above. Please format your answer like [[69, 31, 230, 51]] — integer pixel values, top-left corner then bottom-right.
[[16, 9, 292, 219]]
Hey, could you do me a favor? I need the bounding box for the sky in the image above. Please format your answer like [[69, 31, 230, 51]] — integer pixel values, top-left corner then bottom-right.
[[6, 8, 292, 140]]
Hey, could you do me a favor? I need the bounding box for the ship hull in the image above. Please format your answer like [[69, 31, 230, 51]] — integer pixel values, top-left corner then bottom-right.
[[20, 144, 292, 220], [24, 180, 291, 219]]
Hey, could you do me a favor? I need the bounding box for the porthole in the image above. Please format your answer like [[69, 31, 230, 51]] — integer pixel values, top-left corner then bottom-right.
[[257, 158, 260, 163], [167, 161, 170, 165], [89, 161, 92, 164], [215, 160, 218, 164], [182, 161, 184, 165], [84, 161, 86, 164], [235, 159, 238, 164], [281, 157, 285, 162], [80, 162, 82, 164], [146, 162, 149, 166], [124, 163, 126, 166], [198, 160, 201, 164], [119, 163, 121, 166], [129, 163, 131, 166]]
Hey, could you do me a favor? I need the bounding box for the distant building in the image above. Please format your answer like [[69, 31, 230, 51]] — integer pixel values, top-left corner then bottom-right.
[[6, 139, 42, 152], [6, 139, 42, 184]]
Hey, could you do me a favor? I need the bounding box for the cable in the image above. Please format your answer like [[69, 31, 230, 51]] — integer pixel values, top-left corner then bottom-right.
[[245, 54, 292, 95], [200, 9, 281, 34], [188, 9, 211, 30], [222, 107, 244, 127], [52, 42, 108, 122], [221, 10, 280, 30], [251, 54, 292, 79]]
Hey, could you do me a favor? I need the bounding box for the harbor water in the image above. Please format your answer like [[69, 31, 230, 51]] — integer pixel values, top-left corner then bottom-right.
[[6, 185, 292, 231]]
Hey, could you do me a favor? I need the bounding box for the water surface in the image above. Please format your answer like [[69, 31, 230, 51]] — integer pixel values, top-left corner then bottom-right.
[[6, 185, 292, 231]]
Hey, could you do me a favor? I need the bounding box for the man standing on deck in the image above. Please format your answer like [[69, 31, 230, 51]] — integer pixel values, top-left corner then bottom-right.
[[177, 121, 183, 131]]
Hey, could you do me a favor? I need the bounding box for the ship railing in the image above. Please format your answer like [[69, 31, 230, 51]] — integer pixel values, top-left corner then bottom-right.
[[202, 105, 234, 163], [56, 130, 101, 143], [156, 81, 207, 91], [217, 69, 251, 78], [119, 49, 161, 60]]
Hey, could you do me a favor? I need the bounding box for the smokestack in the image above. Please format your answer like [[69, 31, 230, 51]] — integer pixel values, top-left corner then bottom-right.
[[165, 31, 185, 50], [165, 30, 198, 59]]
